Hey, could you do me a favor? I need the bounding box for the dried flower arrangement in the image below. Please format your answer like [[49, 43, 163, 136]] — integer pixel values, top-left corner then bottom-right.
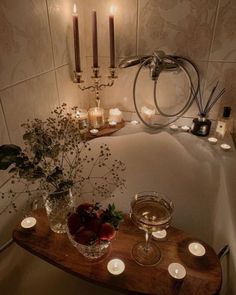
[[0, 104, 126, 215]]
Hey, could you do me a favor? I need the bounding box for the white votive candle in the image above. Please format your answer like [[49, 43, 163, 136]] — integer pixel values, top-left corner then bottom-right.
[[21, 217, 37, 230], [141, 106, 155, 124], [107, 259, 125, 275], [188, 242, 206, 257], [152, 229, 167, 239], [108, 108, 123, 123], [90, 128, 99, 135], [168, 263, 186, 280], [131, 120, 139, 125], [109, 120, 117, 127], [220, 143, 231, 151], [88, 107, 105, 129], [208, 137, 218, 144], [181, 125, 190, 132], [170, 124, 178, 131]]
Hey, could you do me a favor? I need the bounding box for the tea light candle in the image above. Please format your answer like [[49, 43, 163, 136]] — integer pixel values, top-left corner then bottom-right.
[[90, 128, 99, 135], [21, 217, 37, 230], [131, 120, 139, 125], [170, 124, 178, 131], [109, 120, 117, 127], [108, 108, 123, 123], [188, 242, 206, 257], [220, 143, 231, 151], [168, 263, 186, 280], [107, 259, 125, 275], [141, 106, 155, 124], [152, 229, 167, 239], [208, 137, 218, 144], [88, 107, 105, 129], [181, 125, 190, 132]]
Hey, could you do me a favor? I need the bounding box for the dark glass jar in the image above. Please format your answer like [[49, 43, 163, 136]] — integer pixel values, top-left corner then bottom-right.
[[191, 116, 211, 136]]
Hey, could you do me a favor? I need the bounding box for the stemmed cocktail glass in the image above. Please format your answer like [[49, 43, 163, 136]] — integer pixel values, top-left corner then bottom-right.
[[130, 191, 173, 266]]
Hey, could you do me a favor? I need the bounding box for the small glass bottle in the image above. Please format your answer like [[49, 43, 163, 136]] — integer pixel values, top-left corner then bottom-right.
[[215, 106, 233, 139]]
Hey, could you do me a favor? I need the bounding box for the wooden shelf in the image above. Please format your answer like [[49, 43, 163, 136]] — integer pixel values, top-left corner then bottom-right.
[[86, 121, 125, 140], [13, 210, 221, 295]]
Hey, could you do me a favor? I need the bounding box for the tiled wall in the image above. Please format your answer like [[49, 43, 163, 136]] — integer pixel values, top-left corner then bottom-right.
[[1, 0, 236, 146], [0, 0, 88, 146], [81, 0, 236, 134]]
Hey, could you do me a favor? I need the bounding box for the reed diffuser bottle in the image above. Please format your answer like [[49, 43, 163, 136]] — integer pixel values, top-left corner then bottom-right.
[[191, 81, 225, 137]]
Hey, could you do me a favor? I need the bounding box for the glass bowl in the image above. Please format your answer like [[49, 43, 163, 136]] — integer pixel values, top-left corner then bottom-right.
[[67, 228, 110, 260]]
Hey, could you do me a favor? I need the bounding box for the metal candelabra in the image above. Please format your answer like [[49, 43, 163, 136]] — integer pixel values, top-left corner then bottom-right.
[[73, 67, 117, 106]]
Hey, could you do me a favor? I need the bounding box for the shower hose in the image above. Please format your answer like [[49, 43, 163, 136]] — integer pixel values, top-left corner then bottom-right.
[[133, 55, 201, 129]]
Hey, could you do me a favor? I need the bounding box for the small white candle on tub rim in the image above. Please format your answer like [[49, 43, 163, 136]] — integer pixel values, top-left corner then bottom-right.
[[208, 137, 218, 144], [170, 124, 178, 131], [181, 125, 190, 132], [168, 263, 186, 280], [141, 106, 155, 124], [130, 120, 139, 125], [21, 217, 37, 230], [152, 229, 167, 239], [107, 258, 125, 275], [188, 242, 206, 257], [108, 108, 123, 123], [220, 143, 231, 151]]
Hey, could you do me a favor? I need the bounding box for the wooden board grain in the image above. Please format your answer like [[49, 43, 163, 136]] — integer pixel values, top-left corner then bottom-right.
[[13, 210, 222, 295]]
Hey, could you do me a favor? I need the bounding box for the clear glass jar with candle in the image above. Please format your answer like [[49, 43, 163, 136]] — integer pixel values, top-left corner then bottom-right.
[[88, 107, 105, 129], [76, 109, 88, 133]]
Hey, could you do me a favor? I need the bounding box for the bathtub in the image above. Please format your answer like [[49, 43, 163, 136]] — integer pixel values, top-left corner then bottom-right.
[[0, 124, 235, 295]]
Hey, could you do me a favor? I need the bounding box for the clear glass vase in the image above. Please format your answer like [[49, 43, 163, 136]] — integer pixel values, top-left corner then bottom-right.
[[43, 189, 74, 234]]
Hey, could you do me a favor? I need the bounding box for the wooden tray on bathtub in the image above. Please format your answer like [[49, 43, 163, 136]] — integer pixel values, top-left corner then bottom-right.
[[13, 209, 222, 295]]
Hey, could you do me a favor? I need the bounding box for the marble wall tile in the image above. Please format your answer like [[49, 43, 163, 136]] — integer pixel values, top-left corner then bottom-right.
[[56, 64, 89, 109], [47, 0, 86, 68], [81, 0, 137, 59], [86, 56, 208, 122], [203, 62, 236, 129], [210, 0, 236, 62], [138, 0, 218, 61], [0, 71, 59, 145], [0, 103, 10, 144], [0, 0, 54, 90]]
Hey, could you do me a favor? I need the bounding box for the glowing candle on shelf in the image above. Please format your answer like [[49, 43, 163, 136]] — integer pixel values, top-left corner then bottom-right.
[[109, 120, 117, 127], [188, 242, 206, 257], [109, 6, 116, 68], [141, 106, 155, 124], [88, 107, 105, 129], [76, 109, 88, 131], [92, 10, 98, 68], [168, 263, 186, 280], [108, 108, 123, 123], [21, 217, 37, 230], [72, 4, 81, 72], [107, 258, 125, 275]]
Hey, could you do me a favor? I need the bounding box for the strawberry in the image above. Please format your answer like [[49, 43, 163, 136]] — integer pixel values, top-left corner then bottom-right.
[[74, 229, 98, 245], [67, 213, 83, 235], [86, 217, 102, 234], [99, 223, 116, 241], [76, 203, 93, 215]]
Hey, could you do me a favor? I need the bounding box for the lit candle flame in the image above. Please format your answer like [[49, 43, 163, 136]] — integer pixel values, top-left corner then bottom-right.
[[110, 5, 116, 15], [73, 3, 77, 14]]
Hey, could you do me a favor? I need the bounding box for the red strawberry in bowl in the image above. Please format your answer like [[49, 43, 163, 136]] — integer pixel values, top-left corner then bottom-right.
[[99, 223, 116, 241], [74, 229, 98, 245], [67, 213, 83, 235], [86, 217, 103, 234]]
